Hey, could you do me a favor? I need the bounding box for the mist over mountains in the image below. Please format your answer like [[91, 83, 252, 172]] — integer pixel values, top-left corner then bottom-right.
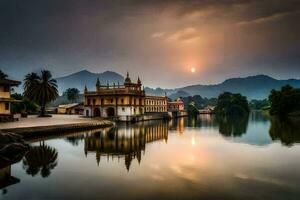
[[52, 70, 300, 100]]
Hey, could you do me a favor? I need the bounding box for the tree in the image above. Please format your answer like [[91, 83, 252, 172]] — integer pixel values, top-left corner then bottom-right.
[[181, 95, 217, 109], [215, 92, 249, 116], [269, 85, 300, 116], [63, 88, 80, 103], [0, 70, 8, 79], [10, 93, 38, 114], [23, 70, 58, 117], [249, 99, 270, 110], [188, 101, 199, 115]]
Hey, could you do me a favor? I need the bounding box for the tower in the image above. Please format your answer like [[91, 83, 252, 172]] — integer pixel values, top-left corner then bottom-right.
[[124, 72, 132, 87], [96, 78, 101, 90]]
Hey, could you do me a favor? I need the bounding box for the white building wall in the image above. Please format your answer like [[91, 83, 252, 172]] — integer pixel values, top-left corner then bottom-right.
[[101, 107, 107, 117], [117, 106, 132, 116], [84, 107, 92, 117]]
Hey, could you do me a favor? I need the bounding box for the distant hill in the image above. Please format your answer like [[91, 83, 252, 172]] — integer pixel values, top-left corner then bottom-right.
[[56, 70, 124, 94], [144, 87, 176, 96], [42, 71, 300, 100], [163, 75, 300, 100]]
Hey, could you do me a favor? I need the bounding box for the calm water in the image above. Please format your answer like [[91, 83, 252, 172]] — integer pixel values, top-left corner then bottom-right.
[[1, 112, 300, 200]]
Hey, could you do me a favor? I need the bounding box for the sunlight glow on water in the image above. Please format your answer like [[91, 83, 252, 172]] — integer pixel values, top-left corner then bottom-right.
[[1, 112, 300, 200]]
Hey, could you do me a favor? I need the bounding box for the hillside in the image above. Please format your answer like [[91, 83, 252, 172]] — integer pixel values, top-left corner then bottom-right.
[[31, 71, 300, 101], [56, 70, 124, 94], [168, 75, 300, 100]]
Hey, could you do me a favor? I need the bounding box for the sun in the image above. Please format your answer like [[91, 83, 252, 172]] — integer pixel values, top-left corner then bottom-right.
[[191, 67, 196, 73]]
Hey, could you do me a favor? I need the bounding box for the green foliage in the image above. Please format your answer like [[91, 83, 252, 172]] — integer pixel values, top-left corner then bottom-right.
[[181, 95, 217, 109], [188, 101, 199, 115], [23, 70, 58, 116], [10, 93, 38, 114], [63, 88, 80, 103], [249, 99, 270, 110], [215, 92, 249, 116], [0, 70, 8, 79], [269, 85, 300, 116]]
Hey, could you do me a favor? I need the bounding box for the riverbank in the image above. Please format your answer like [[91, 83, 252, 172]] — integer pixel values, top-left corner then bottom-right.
[[0, 114, 114, 138]]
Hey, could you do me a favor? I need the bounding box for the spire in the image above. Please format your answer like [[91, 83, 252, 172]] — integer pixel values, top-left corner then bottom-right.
[[137, 76, 141, 85], [84, 85, 88, 93], [96, 78, 100, 88], [124, 71, 131, 86]]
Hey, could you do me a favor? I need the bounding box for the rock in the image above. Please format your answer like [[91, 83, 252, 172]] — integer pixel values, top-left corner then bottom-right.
[[0, 131, 29, 168]]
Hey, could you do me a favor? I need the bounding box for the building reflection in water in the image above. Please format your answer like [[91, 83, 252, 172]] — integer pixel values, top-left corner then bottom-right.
[[185, 114, 218, 128], [0, 165, 20, 194], [168, 117, 185, 134], [84, 121, 168, 170]]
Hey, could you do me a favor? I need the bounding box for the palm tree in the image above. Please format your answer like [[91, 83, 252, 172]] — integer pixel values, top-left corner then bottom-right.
[[23, 70, 58, 116], [0, 70, 8, 79], [22, 142, 58, 178]]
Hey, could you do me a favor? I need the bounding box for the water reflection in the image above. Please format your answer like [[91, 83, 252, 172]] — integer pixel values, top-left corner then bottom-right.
[[168, 117, 185, 133], [0, 165, 20, 195], [1, 112, 300, 199], [64, 134, 85, 146], [84, 121, 168, 170], [217, 115, 249, 137], [22, 142, 58, 178], [186, 114, 219, 128], [250, 110, 270, 123], [269, 117, 300, 146]]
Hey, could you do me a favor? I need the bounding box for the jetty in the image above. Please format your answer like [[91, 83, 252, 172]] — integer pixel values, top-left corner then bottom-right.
[[0, 114, 114, 138]]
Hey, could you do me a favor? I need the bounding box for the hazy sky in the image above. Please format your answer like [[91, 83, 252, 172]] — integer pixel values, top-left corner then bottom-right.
[[0, 0, 299, 88]]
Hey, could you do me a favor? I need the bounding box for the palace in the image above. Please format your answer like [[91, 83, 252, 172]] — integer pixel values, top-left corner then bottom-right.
[[0, 77, 21, 122], [168, 97, 184, 112], [84, 73, 168, 121], [145, 96, 167, 113]]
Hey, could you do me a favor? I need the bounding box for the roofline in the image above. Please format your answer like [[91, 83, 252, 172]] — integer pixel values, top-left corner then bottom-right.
[[145, 95, 167, 99], [0, 78, 21, 86]]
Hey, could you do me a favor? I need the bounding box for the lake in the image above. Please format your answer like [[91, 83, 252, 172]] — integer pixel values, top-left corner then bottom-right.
[[1, 112, 300, 200]]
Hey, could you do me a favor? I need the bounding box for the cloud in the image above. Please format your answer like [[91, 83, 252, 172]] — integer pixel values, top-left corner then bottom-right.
[[151, 32, 165, 38], [236, 9, 300, 26], [0, 0, 300, 87], [166, 27, 200, 42]]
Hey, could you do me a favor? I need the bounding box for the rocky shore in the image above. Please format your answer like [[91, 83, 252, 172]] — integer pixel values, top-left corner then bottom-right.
[[0, 131, 29, 168]]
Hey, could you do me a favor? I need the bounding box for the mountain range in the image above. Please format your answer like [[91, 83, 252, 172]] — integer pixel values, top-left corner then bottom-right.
[[168, 75, 300, 100], [56, 70, 124, 94], [55, 70, 300, 100]]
